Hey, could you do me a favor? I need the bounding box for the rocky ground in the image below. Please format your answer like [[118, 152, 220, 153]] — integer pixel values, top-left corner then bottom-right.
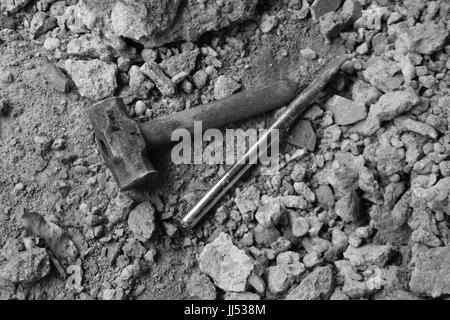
[[0, 0, 449, 300]]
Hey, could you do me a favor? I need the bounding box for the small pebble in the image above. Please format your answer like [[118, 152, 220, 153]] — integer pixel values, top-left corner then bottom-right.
[[43, 37, 61, 51], [300, 47, 317, 60], [135, 101, 147, 115]]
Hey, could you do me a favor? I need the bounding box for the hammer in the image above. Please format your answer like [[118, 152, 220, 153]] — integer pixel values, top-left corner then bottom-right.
[[88, 80, 298, 190]]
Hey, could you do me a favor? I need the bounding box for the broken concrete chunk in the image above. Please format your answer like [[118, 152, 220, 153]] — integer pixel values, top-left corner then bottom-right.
[[105, 193, 134, 228], [186, 273, 217, 300], [325, 95, 366, 125], [66, 34, 112, 59], [110, 0, 258, 48], [199, 232, 254, 292], [319, 0, 362, 41], [267, 262, 305, 294], [234, 186, 260, 216], [127, 202, 155, 241], [287, 120, 316, 151], [335, 190, 360, 223], [410, 246, 450, 298], [351, 80, 381, 107], [394, 116, 438, 139], [214, 75, 241, 100], [141, 61, 175, 96], [0, 247, 50, 284], [285, 266, 334, 300], [159, 48, 199, 78], [255, 197, 283, 228], [310, 0, 341, 20], [391, 21, 449, 55], [30, 12, 57, 39], [354, 88, 420, 136], [65, 59, 117, 100], [343, 244, 393, 270], [0, 0, 32, 14], [41, 61, 70, 93], [292, 216, 310, 237], [362, 56, 404, 93]]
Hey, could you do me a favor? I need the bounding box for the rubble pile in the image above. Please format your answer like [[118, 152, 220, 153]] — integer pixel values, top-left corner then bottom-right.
[[0, 0, 449, 300]]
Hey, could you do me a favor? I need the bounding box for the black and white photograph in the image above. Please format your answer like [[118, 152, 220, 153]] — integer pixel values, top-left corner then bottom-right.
[[0, 0, 449, 305]]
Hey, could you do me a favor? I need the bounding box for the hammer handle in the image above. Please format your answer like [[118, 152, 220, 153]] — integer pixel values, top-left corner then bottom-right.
[[140, 80, 298, 146]]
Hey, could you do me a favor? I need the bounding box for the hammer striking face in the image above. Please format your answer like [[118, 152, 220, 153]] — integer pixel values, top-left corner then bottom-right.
[[88, 97, 158, 190]]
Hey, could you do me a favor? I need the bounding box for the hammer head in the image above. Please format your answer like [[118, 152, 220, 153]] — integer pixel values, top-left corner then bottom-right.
[[88, 97, 157, 190]]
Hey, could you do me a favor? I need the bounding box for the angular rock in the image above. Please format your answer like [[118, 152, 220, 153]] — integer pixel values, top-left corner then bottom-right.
[[67, 34, 112, 59], [186, 273, 217, 300], [0, 247, 50, 284], [319, 0, 361, 41], [140, 61, 175, 96], [335, 190, 360, 223], [267, 262, 305, 294], [41, 61, 70, 93], [310, 0, 341, 20], [30, 12, 57, 39], [325, 95, 366, 125], [255, 197, 283, 228], [351, 80, 381, 107], [234, 186, 260, 216], [285, 266, 334, 300], [410, 246, 450, 298], [65, 59, 117, 100], [394, 116, 438, 139], [315, 185, 335, 209], [287, 120, 317, 151], [160, 48, 199, 78], [192, 70, 208, 89], [110, 0, 258, 48], [343, 244, 393, 270], [105, 193, 134, 228], [214, 75, 241, 100], [199, 232, 254, 292], [127, 202, 155, 241], [0, 0, 32, 14], [354, 88, 420, 136], [392, 21, 449, 55], [362, 56, 404, 93], [292, 216, 310, 237]]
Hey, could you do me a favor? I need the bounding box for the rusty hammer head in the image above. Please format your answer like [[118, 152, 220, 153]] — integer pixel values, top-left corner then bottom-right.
[[88, 97, 157, 190]]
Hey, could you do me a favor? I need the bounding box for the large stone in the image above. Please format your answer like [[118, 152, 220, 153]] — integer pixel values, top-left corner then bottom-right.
[[199, 232, 254, 292], [285, 266, 334, 300], [234, 186, 260, 216], [67, 34, 112, 59], [0, 247, 50, 284], [354, 88, 420, 136], [325, 95, 366, 125], [362, 56, 404, 93], [110, 0, 258, 48], [310, 0, 341, 20], [0, 0, 32, 14], [127, 202, 156, 241], [267, 262, 305, 294], [343, 244, 393, 270], [65, 59, 117, 100], [410, 246, 450, 298], [391, 21, 449, 55]]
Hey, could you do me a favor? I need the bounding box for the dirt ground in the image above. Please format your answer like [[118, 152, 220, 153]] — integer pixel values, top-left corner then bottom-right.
[[1, 0, 449, 300]]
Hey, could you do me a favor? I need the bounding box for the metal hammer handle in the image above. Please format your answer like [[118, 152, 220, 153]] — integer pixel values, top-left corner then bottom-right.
[[179, 57, 347, 229]]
